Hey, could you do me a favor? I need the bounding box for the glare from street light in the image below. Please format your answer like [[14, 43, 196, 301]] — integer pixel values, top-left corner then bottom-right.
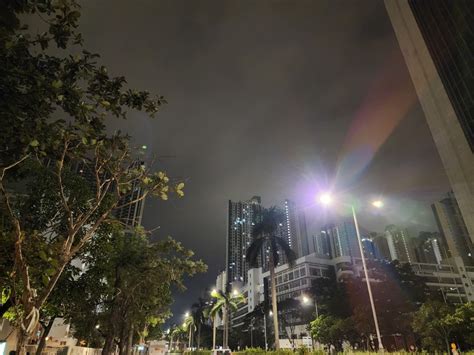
[[302, 296, 309, 304], [372, 200, 384, 209], [95, 324, 100, 329], [269, 311, 273, 316], [185, 312, 190, 318], [319, 193, 332, 205], [210, 289, 218, 297], [232, 289, 239, 296]]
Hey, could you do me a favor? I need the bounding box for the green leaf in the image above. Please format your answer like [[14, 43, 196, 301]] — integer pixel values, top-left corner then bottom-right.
[[82, 137, 88, 145], [46, 268, 56, 276], [52, 80, 63, 89], [30, 139, 40, 147], [42, 274, 50, 286], [39, 250, 48, 261]]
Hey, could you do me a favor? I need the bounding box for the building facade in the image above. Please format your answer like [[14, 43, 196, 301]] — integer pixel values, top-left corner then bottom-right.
[[283, 199, 310, 258], [384, 225, 415, 263], [320, 219, 361, 260], [432, 192, 474, 265], [385, 0, 474, 244], [227, 196, 262, 283]]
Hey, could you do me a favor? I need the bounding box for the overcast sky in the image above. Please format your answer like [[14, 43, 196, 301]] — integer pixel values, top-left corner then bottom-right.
[[77, 0, 450, 324]]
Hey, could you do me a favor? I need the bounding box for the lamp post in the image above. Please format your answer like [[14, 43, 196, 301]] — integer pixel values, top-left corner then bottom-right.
[[302, 295, 318, 318], [319, 194, 384, 351]]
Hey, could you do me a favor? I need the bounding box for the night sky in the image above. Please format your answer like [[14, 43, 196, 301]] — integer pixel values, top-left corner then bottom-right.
[[76, 0, 449, 324]]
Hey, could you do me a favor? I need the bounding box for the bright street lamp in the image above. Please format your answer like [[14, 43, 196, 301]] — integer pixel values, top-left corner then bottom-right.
[[301, 294, 319, 318], [372, 200, 383, 208], [319, 193, 332, 205], [318, 193, 384, 351], [184, 312, 190, 318]]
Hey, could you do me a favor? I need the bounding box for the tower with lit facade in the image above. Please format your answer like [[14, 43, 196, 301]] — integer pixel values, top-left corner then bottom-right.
[[385, 0, 474, 244], [226, 196, 262, 284]]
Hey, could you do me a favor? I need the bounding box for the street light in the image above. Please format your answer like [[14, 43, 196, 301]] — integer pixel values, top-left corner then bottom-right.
[[302, 294, 319, 318], [318, 193, 384, 351]]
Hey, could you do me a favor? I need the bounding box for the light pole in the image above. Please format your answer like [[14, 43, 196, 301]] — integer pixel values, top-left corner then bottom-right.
[[302, 295, 318, 318], [319, 193, 384, 351]]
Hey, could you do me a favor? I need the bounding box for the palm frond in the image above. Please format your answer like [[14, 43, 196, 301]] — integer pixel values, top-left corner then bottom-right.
[[270, 238, 280, 266], [274, 236, 297, 267], [245, 237, 266, 268]]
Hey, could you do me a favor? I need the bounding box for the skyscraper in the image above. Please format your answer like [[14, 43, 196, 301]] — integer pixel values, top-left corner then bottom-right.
[[320, 219, 361, 260], [385, 0, 474, 244], [371, 234, 392, 261], [432, 192, 474, 265], [313, 232, 331, 258], [227, 196, 262, 283], [76, 160, 146, 228], [283, 199, 310, 258], [384, 225, 415, 263], [413, 232, 444, 265]]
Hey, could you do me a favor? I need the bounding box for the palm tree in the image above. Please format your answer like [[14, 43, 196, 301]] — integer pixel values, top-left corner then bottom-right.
[[191, 297, 207, 349], [183, 314, 196, 349], [171, 325, 185, 351], [245, 206, 296, 350], [209, 289, 245, 349]]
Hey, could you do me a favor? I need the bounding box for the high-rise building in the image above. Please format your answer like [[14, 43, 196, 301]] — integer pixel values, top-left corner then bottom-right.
[[384, 225, 415, 263], [227, 196, 262, 284], [432, 192, 474, 265], [320, 219, 361, 260], [371, 234, 392, 261], [313, 232, 331, 258], [413, 232, 444, 265], [76, 160, 146, 228], [385, 0, 474, 244], [283, 199, 310, 258]]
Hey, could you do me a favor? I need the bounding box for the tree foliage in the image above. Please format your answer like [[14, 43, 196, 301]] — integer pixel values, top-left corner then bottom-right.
[[65, 229, 205, 354], [0, 0, 189, 351]]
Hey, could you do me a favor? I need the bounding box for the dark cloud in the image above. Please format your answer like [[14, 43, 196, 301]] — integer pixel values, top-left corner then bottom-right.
[[77, 0, 449, 324]]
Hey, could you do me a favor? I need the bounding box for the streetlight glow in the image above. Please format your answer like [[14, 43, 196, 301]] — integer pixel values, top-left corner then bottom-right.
[[372, 200, 384, 208], [319, 193, 332, 205], [302, 296, 309, 304], [232, 289, 239, 296], [185, 312, 190, 318]]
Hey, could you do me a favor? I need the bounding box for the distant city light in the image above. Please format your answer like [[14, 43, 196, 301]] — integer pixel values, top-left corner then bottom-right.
[[141, 145, 147, 149]]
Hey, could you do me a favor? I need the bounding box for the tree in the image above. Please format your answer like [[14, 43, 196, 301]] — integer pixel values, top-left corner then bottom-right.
[[246, 206, 297, 350], [191, 297, 207, 349], [64, 229, 205, 355], [209, 289, 245, 349], [0, 1, 186, 352], [412, 300, 454, 353], [183, 314, 196, 349]]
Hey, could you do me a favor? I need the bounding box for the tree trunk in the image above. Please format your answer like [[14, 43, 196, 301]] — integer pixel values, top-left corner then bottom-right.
[[197, 323, 201, 350], [16, 328, 29, 355], [269, 255, 280, 350], [212, 316, 217, 350], [222, 305, 228, 349], [35, 317, 56, 355], [102, 333, 115, 355], [126, 324, 133, 355]]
